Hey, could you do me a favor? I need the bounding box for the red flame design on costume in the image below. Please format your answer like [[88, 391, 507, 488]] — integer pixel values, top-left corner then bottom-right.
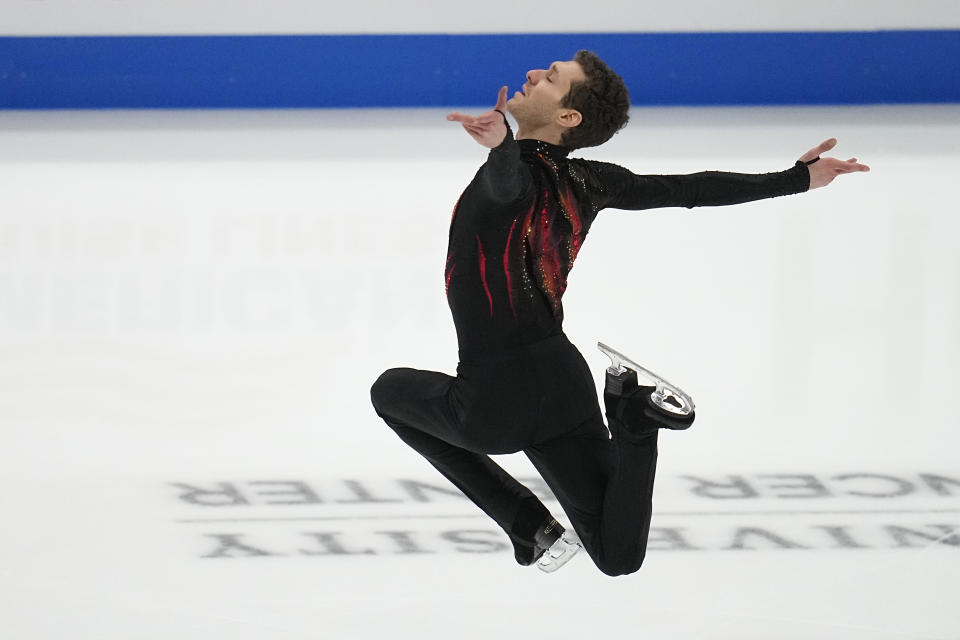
[[477, 235, 493, 317], [501, 159, 587, 320], [503, 218, 519, 319], [445, 252, 455, 296]]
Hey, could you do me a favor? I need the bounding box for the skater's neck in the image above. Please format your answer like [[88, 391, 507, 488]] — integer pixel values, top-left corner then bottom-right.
[[517, 137, 570, 159], [515, 126, 565, 147]]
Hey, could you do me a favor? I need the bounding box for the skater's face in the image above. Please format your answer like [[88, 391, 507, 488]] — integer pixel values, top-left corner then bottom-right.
[[506, 59, 586, 133]]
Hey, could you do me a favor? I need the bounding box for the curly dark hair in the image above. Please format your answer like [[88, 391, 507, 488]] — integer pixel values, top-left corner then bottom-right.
[[560, 50, 631, 150]]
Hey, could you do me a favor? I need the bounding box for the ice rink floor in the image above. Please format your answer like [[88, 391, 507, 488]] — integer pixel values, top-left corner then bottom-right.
[[1, 104, 958, 639]]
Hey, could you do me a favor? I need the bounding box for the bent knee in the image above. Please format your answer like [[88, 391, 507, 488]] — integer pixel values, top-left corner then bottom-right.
[[596, 551, 646, 577], [370, 368, 407, 416]]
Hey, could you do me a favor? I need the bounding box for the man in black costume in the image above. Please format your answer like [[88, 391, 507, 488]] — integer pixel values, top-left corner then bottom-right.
[[370, 51, 869, 576]]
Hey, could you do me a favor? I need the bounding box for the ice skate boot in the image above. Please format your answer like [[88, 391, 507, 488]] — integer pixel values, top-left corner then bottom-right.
[[534, 519, 583, 573], [598, 341, 696, 435]]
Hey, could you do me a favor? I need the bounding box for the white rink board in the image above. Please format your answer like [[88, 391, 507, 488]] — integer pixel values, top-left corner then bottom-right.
[[4, 0, 959, 35]]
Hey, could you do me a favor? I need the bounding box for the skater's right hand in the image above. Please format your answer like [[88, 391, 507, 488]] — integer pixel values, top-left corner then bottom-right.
[[446, 86, 509, 149]]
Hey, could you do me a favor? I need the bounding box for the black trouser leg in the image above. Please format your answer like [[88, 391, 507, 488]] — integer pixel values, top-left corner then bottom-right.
[[371, 351, 662, 575], [598, 424, 658, 575], [370, 367, 551, 552], [524, 416, 658, 577]]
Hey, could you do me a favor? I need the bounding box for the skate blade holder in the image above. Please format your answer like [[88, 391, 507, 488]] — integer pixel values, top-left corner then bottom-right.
[[536, 530, 583, 573], [598, 342, 696, 417]]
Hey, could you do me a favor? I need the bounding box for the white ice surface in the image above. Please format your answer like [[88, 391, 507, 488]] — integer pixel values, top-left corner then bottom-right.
[[0, 106, 958, 639]]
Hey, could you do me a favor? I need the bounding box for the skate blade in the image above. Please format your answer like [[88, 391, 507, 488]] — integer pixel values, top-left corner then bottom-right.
[[536, 531, 582, 573], [597, 341, 696, 417]]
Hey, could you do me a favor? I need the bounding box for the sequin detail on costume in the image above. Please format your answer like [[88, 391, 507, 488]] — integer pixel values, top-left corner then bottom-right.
[[502, 152, 589, 321]]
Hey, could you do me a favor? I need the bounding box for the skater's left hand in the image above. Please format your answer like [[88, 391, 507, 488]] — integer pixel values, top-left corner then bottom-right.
[[446, 86, 510, 149], [798, 138, 871, 189]]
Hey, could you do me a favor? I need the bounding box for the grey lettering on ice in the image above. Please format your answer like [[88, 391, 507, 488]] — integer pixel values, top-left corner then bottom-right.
[[173, 473, 960, 559]]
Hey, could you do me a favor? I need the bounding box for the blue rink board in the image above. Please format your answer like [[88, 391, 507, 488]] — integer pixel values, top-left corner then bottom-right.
[[0, 31, 958, 108]]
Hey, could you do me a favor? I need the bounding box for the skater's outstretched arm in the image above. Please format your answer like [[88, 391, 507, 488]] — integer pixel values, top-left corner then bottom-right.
[[447, 87, 532, 204], [595, 138, 869, 211]]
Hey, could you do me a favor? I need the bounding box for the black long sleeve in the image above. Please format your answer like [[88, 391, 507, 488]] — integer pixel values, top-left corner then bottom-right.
[[477, 123, 533, 205], [589, 160, 810, 211], [446, 137, 811, 360]]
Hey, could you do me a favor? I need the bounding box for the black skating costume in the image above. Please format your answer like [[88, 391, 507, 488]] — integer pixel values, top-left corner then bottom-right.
[[372, 121, 808, 575]]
